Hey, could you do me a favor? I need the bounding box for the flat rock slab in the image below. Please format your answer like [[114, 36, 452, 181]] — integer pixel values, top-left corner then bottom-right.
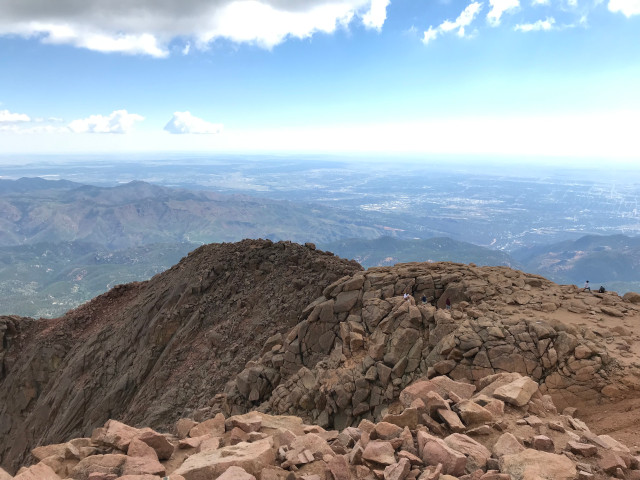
[[173, 438, 275, 480], [500, 448, 576, 480]]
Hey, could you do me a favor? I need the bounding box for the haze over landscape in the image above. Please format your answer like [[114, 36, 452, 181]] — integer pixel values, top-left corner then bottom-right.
[[2, 2, 640, 480]]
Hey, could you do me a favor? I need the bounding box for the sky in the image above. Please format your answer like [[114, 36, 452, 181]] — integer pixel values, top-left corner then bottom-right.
[[1, 0, 639, 159]]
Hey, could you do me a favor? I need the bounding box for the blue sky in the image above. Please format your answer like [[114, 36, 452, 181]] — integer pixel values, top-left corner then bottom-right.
[[1, 0, 639, 159]]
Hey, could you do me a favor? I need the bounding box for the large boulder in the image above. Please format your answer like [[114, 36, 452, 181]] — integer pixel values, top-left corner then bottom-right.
[[13, 463, 61, 480], [500, 449, 576, 480], [492, 376, 539, 407], [173, 438, 276, 479]]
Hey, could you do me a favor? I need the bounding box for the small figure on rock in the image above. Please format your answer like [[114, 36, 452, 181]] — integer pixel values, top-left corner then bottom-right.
[[445, 298, 451, 309], [403, 293, 410, 301], [584, 280, 591, 292], [599, 285, 606, 293], [421, 295, 427, 304]]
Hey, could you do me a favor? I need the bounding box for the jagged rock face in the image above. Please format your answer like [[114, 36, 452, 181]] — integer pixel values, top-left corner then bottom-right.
[[227, 262, 640, 429], [0, 240, 362, 472]]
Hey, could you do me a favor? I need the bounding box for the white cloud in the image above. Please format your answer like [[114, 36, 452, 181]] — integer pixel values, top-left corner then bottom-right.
[[487, 0, 520, 25], [0, 109, 30, 123], [164, 111, 223, 134], [362, 0, 390, 31], [0, 1, 388, 56], [608, 0, 640, 16], [182, 43, 191, 55], [532, 0, 550, 5], [423, 2, 483, 44], [515, 17, 556, 30], [68, 110, 144, 134]]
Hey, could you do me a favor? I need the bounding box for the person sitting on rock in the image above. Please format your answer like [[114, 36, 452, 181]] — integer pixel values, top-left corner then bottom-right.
[[584, 280, 591, 292], [445, 298, 451, 309], [599, 285, 606, 293], [421, 295, 427, 304], [403, 293, 410, 301]]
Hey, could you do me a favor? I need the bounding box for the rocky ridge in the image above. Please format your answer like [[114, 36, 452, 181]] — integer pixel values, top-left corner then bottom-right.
[[226, 262, 640, 430], [0, 240, 362, 472], [3, 373, 640, 480]]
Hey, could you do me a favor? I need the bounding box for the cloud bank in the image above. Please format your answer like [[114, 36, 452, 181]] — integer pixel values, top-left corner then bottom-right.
[[164, 112, 223, 134], [0, 0, 390, 57], [68, 110, 144, 134]]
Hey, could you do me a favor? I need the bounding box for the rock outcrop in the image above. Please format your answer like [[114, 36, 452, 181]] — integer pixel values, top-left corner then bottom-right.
[[226, 262, 640, 429]]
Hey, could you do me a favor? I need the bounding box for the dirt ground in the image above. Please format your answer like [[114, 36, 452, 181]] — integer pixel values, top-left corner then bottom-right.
[[546, 290, 640, 454]]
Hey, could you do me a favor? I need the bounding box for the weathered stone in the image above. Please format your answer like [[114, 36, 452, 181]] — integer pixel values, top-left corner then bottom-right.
[[383, 458, 410, 480], [420, 433, 466, 477], [121, 455, 165, 477], [455, 400, 493, 426], [382, 408, 418, 430], [190, 414, 226, 438], [13, 463, 61, 480], [127, 438, 158, 459], [423, 391, 449, 417], [32, 442, 80, 462], [400, 377, 475, 407], [226, 412, 261, 434], [436, 408, 466, 433], [444, 433, 491, 471], [500, 449, 576, 480], [599, 450, 627, 473], [94, 421, 142, 451], [492, 376, 539, 407], [216, 466, 257, 480], [176, 419, 198, 439], [72, 454, 128, 480], [532, 435, 554, 453], [374, 422, 404, 440], [174, 438, 276, 479], [327, 454, 351, 480], [567, 441, 597, 457], [492, 433, 525, 458], [136, 430, 174, 460], [362, 441, 396, 466]]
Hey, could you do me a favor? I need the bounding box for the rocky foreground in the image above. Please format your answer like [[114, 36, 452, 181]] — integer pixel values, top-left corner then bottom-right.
[[2, 240, 640, 479], [4, 373, 640, 480]]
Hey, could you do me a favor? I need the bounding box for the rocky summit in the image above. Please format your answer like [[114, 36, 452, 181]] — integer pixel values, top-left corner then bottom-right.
[[2, 239, 640, 480]]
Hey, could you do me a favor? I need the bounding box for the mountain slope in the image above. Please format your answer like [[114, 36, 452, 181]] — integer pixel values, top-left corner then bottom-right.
[[0, 240, 362, 471]]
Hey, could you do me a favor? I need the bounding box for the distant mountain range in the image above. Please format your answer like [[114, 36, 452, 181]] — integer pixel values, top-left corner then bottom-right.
[[512, 234, 640, 294], [321, 236, 517, 268], [1, 177, 639, 317], [0, 178, 384, 248]]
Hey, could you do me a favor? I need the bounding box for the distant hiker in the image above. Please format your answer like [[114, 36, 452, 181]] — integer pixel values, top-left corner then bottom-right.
[[584, 281, 591, 292], [445, 298, 451, 309], [421, 295, 427, 304], [599, 286, 606, 293], [403, 293, 410, 301]]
